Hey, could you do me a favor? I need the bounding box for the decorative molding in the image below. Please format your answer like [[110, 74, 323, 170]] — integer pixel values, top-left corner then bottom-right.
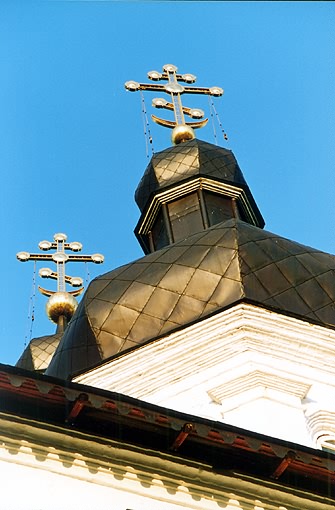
[[305, 409, 335, 444], [75, 304, 335, 445], [136, 177, 260, 236], [76, 304, 335, 398], [0, 414, 333, 510], [208, 371, 311, 404]]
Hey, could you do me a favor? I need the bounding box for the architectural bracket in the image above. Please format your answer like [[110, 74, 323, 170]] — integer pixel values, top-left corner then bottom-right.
[[66, 393, 89, 424], [170, 423, 194, 451], [270, 450, 296, 480]]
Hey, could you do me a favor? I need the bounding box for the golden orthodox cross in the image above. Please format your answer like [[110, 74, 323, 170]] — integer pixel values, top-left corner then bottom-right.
[[125, 64, 223, 144], [17, 233, 104, 297]]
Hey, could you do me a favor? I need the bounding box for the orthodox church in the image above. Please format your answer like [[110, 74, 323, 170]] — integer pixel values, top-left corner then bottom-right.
[[0, 64, 334, 509]]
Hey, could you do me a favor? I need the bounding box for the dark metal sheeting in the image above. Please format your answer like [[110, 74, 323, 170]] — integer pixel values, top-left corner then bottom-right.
[[135, 139, 263, 225], [46, 218, 335, 379], [16, 333, 62, 372]]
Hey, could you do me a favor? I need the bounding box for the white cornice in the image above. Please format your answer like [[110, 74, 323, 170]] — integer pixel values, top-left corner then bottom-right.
[[75, 303, 335, 399], [0, 414, 333, 510]]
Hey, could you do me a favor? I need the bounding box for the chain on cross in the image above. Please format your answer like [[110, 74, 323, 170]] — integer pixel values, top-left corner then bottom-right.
[[125, 64, 223, 145]]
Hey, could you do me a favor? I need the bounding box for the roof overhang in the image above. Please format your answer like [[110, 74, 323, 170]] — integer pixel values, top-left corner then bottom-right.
[[0, 362, 333, 499]]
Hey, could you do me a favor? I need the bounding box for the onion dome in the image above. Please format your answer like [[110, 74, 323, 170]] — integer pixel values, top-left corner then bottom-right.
[[46, 218, 335, 380], [15, 293, 78, 374], [16, 232, 104, 373], [16, 333, 62, 373], [135, 139, 264, 253], [134, 139, 264, 254], [135, 139, 252, 211]]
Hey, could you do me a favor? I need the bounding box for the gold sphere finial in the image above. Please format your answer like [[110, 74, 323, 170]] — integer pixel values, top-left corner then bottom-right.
[[46, 292, 78, 324], [171, 125, 195, 145]]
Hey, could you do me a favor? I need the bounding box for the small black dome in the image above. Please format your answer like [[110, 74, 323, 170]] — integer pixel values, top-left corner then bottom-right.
[[16, 333, 62, 373], [135, 139, 256, 213]]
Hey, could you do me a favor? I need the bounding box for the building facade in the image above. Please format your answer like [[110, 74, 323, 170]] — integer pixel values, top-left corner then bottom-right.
[[5, 65, 335, 508]]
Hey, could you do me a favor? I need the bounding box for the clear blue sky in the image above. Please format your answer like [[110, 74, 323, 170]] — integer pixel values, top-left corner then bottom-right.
[[0, 1, 334, 365]]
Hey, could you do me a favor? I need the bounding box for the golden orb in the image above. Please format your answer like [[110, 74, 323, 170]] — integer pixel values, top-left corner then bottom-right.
[[46, 292, 78, 324], [171, 125, 195, 145]]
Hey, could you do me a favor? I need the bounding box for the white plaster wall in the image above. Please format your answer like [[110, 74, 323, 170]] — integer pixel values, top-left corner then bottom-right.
[[75, 304, 335, 449], [0, 439, 333, 510]]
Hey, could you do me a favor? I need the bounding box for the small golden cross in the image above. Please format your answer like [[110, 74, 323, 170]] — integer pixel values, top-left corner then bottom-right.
[[125, 64, 223, 144], [17, 233, 104, 297]]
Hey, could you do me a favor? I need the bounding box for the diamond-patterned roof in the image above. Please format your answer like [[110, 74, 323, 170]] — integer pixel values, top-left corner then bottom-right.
[[135, 139, 255, 212], [46, 218, 335, 379], [16, 333, 62, 372]]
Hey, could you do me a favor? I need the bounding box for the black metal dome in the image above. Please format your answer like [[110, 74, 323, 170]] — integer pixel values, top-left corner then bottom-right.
[[46, 218, 335, 379], [16, 333, 62, 373], [135, 139, 264, 228]]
